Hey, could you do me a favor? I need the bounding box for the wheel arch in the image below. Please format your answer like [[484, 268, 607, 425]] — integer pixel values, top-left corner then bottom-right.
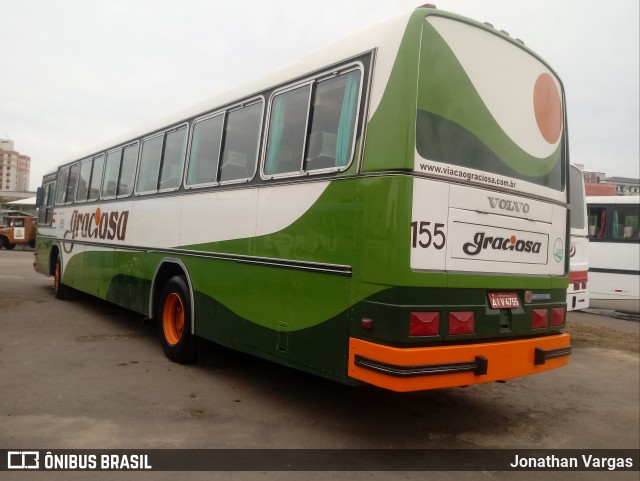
[[150, 258, 196, 335], [49, 245, 61, 276]]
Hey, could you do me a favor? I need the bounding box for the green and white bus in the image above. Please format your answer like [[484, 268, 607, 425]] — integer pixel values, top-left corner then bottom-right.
[[35, 5, 571, 392]]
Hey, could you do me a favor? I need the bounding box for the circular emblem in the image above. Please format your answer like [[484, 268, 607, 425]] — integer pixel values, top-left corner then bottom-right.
[[553, 238, 564, 262]]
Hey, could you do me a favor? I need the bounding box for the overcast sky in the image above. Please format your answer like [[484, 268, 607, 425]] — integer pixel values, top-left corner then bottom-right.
[[1, 0, 638, 191]]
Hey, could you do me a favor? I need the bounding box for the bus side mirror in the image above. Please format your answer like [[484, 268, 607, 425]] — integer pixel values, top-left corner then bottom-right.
[[36, 187, 44, 207]]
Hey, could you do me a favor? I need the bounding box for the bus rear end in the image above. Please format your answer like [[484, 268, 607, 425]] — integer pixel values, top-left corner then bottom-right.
[[349, 9, 570, 391], [567, 165, 589, 311]]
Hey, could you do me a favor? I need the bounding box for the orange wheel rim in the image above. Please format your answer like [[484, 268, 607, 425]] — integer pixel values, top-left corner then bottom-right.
[[163, 293, 185, 346], [55, 262, 60, 289]]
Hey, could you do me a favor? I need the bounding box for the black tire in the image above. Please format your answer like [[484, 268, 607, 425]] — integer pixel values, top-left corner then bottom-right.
[[4, 243, 16, 250], [53, 253, 67, 300], [157, 276, 198, 363]]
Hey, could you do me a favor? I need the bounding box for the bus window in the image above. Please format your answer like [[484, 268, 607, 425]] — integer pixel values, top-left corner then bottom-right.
[[65, 164, 79, 204], [219, 102, 262, 183], [55, 166, 70, 205], [137, 136, 163, 194], [265, 85, 311, 176], [612, 207, 639, 240], [102, 149, 122, 198], [45, 181, 56, 224], [264, 69, 360, 178], [588, 207, 607, 239], [187, 113, 224, 186], [306, 70, 361, 171], [88, 154, 105, 201], [76, 159, 92, 202], [159, 127, 187, 190], [117, 143, 139, 197]]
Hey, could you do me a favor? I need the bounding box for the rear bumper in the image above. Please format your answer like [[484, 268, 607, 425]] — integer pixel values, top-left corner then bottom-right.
[[348, 333, 571, 392]]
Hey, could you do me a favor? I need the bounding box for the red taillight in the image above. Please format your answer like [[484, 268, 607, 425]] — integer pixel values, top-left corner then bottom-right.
[[570, 271, 588, 291], [532, 309, 548, 329], [552, 307, 565, 326], [409, 312, 439, 337], [360, 318, 373, 330], [448, 311, 474, 335]]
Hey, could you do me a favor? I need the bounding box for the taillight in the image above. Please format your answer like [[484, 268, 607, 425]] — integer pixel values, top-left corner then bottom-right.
[[552, 307, 565, 326], [448, 311, 474, 335], [532, 309, 548, 329], [409, 312, 439, 337]]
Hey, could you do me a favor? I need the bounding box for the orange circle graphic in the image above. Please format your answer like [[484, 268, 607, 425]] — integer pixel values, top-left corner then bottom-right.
[[533, 73, 562, 144]]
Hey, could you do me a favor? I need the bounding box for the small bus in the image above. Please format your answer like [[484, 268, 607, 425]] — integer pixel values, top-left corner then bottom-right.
[[36, 5, 571, 392]]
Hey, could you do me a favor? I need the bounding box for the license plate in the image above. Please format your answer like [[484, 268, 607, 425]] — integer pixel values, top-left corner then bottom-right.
[[488, 292, 521, 309]]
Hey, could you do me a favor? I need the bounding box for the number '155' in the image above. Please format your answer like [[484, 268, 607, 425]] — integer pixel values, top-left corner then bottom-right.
[[410, 221, 446, 249]]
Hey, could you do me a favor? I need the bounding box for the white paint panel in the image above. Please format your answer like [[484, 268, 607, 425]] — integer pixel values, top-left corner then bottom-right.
[[448, 184, 553, 223], [256, 182, 330, 236], [427, 16, 562, 159], [179, 189, 259, 247], [449, 220, 549, 265], [410, 178, 449, 270]]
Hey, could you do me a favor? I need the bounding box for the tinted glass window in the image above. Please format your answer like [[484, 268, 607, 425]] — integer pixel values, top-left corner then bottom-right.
[[88, 155, 105, 201], [55, 167, 69, 204], [77, 159, 92, 202], [118, 144, 138, 197], [102, 149, 121, 198], [265, 85, 310, 176], [159, 127, 187, 190], [612, 207, 639, 240], [137, 136, 163, 193], [220, 102, 263, 182], [65, 164, 79, 203], [306, 70, 360, 171], [187, 114, 224, 186]]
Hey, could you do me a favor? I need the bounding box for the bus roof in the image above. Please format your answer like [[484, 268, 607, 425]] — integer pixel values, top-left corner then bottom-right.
[[586, 195, 640, 204]]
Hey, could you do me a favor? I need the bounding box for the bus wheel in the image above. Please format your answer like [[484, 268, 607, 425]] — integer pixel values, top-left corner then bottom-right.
[[53, 254, 67, 300], [158, 276, 198, 364], [4, 243, 16, 250]]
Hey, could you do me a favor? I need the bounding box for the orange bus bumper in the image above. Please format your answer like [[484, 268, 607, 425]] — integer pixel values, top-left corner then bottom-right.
[[348, 334, 571, 392]]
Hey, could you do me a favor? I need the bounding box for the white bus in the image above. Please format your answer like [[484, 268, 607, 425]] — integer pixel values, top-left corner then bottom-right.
[[567, 165, 589, 311], [587, 195, 640, 313]]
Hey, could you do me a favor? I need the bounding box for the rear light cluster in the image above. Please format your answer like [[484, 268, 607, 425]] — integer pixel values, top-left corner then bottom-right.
[[570, 271, 588, 291], [409, 311, 475, 337], [532, 307, 566, 329]]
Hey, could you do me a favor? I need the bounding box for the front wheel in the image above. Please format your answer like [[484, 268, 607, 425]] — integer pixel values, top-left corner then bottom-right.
[[158, 276, 198, 363]]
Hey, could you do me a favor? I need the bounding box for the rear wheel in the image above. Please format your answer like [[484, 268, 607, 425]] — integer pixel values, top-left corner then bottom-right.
[[53, 253, 67, 299], [4, 243, 16, 250], [158, 276, 198, 363]]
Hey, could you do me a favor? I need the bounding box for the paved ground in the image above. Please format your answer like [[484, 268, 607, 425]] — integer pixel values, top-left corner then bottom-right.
[[0, 250, 638, 480]]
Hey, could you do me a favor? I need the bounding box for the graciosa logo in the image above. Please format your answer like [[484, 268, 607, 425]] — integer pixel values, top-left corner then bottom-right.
[[463, 232, 542, 256], [63, 208, 130, 253]]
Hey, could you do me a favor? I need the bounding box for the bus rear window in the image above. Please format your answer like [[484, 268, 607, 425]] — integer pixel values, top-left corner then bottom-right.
[[416, 16, 565, 193]]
